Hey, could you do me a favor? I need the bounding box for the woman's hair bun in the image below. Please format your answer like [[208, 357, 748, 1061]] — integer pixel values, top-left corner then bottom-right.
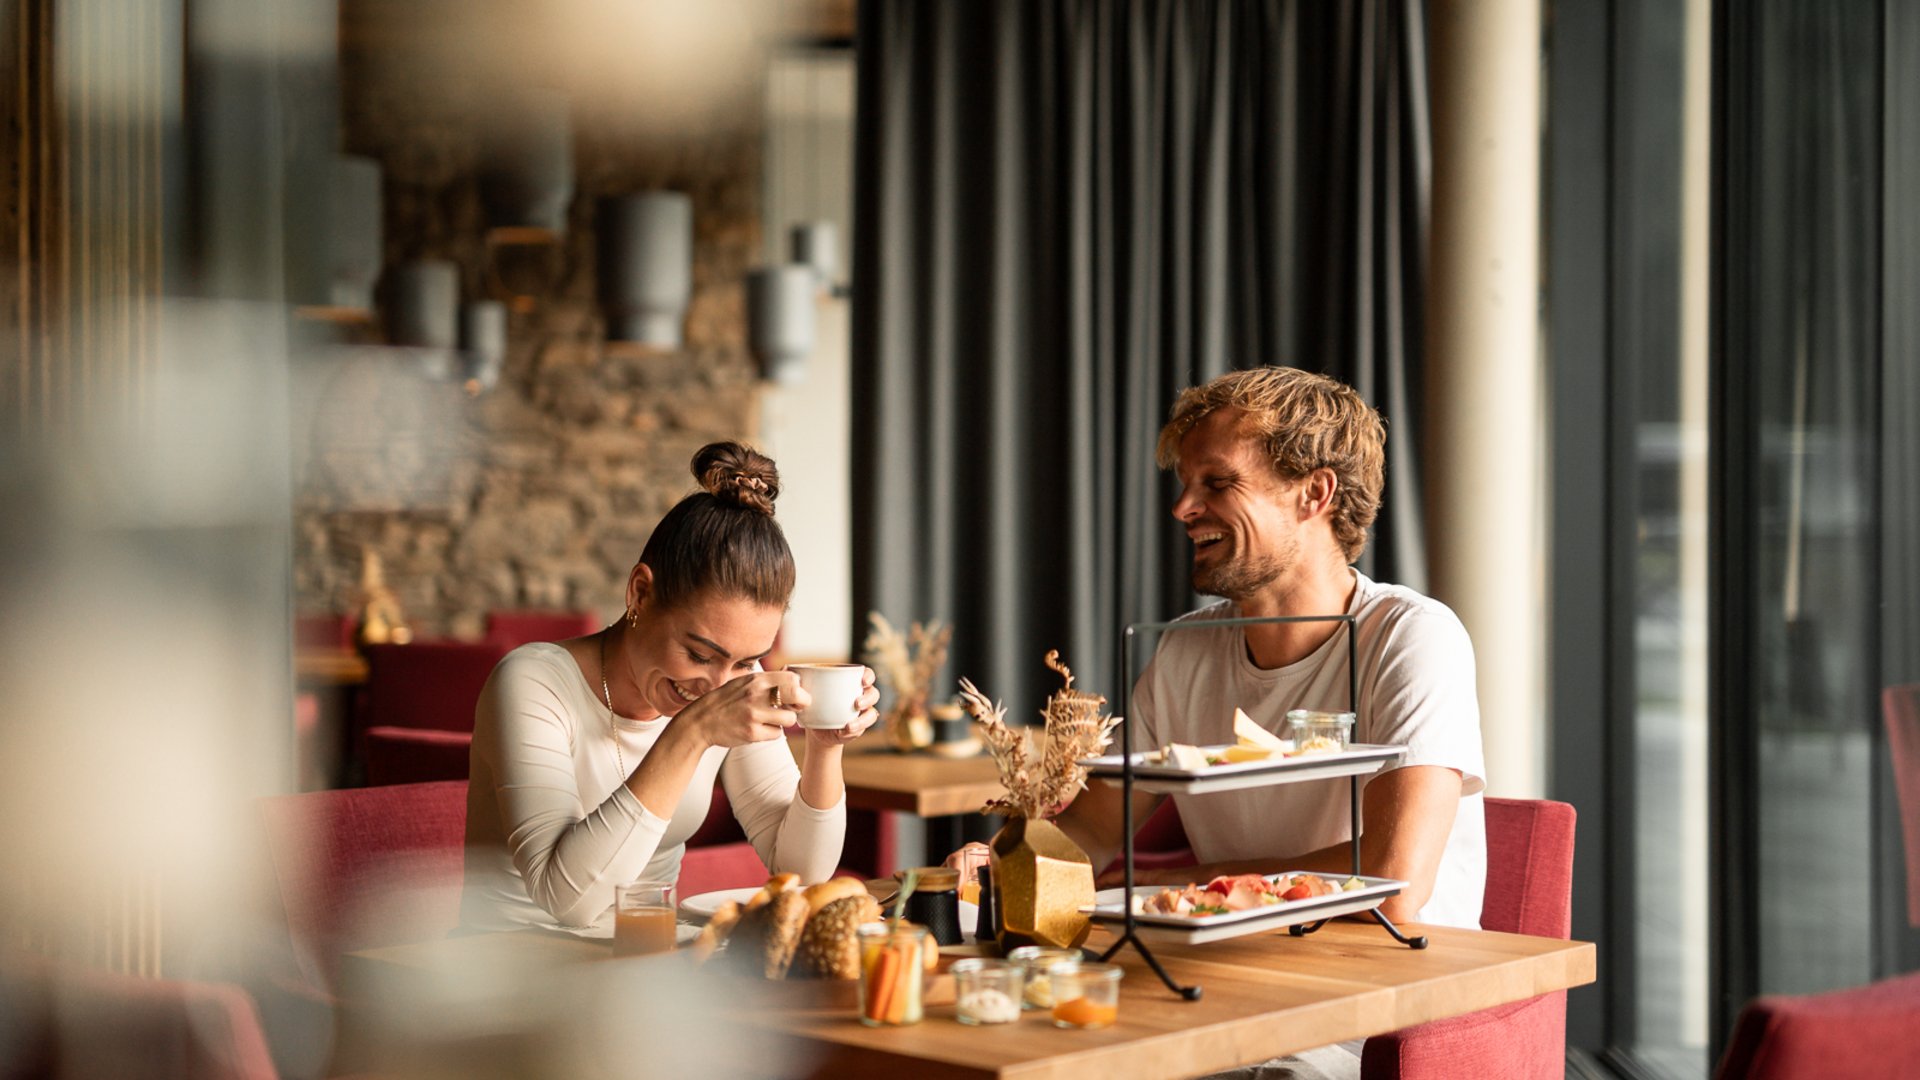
[[693, 441, 780, 516]]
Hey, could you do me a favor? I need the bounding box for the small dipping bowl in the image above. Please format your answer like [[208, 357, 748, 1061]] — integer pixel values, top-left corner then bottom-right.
[[1285, 709, 1356, 750], [1006, 946, 1081, 1010], [1048, 961, 1124, 1029], [950, 958, 1024, 1025]]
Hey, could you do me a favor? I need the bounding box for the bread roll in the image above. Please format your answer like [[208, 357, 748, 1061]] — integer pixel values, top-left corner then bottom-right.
[[802, 877, 869, 918]]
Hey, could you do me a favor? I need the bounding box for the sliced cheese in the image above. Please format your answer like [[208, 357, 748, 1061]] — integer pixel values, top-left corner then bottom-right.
[[1233, 707, 1289, 753], [1165, 743, 1210, 771], [1222, 744, 1275, 763]]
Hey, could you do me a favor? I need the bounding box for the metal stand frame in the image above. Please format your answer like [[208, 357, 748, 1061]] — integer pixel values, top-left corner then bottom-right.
[[1095, 613, 1428, 1001]]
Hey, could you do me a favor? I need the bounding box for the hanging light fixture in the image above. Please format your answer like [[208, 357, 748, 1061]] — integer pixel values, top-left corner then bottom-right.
[[328, 155, 384, 311], [789, 221, 842, 298], [478, 88, 575, 242], [597, 191, 693, 349], [460, 300, 508, 395], [747, 264, 816, 385], [387, 259, 461, 380]]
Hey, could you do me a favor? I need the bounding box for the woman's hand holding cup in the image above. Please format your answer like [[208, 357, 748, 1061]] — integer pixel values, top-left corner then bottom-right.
[[791, 664, 880, 748], [682, 670, 806, 749]]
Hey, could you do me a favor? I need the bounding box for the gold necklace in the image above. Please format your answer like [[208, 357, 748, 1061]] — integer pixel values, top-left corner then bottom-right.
[[599, 628, 625, 778]]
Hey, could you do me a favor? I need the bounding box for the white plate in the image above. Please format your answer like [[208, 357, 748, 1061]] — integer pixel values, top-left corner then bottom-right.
[[678, 887, 764, 921], [1083, 873, 1405, 945], [1078, 743, 1405, 794]]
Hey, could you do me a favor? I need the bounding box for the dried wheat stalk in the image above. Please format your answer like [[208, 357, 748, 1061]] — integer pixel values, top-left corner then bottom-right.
[[958, 651, 1120, 820]]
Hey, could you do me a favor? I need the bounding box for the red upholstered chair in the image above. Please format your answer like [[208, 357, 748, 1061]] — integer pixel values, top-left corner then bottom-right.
[[1360, 797, 1577, 1080], [1714, 970, 1920, 1079], [257, 780, 468, 992], [294, 613, 355, 650], [1097, 798, 1200, 879], [365, 726, 473, 785], [1884, 685, 1920, 926], [485, 609, 603, 647], [358, 642, 507, 766], [3, 959, 281, 1080]]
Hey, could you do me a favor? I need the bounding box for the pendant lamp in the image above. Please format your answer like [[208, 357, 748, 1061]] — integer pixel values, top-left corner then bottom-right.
[[597, 192, 693, 348], [789, 221, 838, 294], [388, 259, 460, 379], [478, 89, 574, 241], [747, 264, 816, 385], [461, 300, 508, 394]]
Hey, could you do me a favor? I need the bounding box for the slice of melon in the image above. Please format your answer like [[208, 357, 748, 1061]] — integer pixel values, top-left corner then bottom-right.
[[1233, 707, 1289, 753]]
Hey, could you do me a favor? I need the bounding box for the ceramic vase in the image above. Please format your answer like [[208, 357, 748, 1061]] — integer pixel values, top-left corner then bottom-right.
[[988, 816, 1093, 950]]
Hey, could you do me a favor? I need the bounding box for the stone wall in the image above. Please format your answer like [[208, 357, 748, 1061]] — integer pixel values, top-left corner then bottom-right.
[[292, 28, 766, 641]]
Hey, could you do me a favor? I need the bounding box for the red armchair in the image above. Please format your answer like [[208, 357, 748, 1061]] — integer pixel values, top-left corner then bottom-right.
[[1361, 797, 1577, 1080], [1714, 970, 1920, 1079], [361, 641, 507, 734], [485, 610, 603, 647], [257, 780, 469, 992], [364, 726, 473, 785], [3, 958, 280, 1080]]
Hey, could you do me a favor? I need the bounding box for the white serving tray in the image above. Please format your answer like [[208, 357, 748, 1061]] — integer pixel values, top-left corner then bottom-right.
[[1078, 743, 1406, 794], [1084, 874, 1406, 945]]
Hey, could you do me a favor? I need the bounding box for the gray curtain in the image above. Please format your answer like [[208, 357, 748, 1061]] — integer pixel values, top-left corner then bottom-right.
[[851, 0, 1429, 713]]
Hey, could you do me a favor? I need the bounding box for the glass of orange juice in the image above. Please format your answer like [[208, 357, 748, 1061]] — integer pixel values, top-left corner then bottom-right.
[[612, 880, 677, 957], [1049, 961, 1123, 1029]]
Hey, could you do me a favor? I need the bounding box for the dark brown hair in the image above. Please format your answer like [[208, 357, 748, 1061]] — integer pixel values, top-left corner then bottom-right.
[[638, 442, 796, 610]]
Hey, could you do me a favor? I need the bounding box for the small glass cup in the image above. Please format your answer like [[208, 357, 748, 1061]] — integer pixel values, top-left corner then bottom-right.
[[1048, 961, 1124, 1029], [612, 880, 677, 957], [857, 922, 929, 1026], [950, 958, 1024, 1025], [1285, 709, 1356, 752], [1006, 945, 1081, 1010]]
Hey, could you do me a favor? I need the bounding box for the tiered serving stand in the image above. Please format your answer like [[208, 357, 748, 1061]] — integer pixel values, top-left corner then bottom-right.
[[1083, 613, 1430, 1001]]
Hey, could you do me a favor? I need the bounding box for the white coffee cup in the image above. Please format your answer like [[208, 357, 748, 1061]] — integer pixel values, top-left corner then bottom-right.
[[787, 663, 866, 729]]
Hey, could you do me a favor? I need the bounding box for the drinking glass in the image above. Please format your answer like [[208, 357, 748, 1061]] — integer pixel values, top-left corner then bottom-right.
[[612, 880, 677, 957], [1049, 961, 1124, 1029], [857, 922, 929, 1026]]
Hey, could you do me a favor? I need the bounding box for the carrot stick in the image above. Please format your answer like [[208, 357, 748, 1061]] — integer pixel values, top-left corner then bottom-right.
[[866, 947, 898, 1021], [884, 945, 913, 1023]]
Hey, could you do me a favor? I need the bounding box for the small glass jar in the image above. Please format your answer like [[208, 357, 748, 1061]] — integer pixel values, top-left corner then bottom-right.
[[1048, 961, 1124, 1029], [950, 958, 1024, 1025], [857, 922, 929, 1026], [1285, 709, 1356, 751], [1006, 946, 1080, 1010]]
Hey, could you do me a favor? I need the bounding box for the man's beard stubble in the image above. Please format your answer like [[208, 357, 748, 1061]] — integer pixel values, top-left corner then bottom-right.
[[1192, 534, 1294, 600]]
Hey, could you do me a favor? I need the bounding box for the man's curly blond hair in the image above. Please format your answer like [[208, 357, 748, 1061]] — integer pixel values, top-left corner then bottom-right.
[[1155, 367, 1386, 563]]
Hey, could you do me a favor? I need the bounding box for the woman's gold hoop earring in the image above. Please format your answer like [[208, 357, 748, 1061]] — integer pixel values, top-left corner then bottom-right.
[[626, 609, 638, 628]]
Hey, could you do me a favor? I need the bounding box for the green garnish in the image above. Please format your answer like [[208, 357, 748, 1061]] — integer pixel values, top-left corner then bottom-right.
[[1190, 903, 1229, 916]]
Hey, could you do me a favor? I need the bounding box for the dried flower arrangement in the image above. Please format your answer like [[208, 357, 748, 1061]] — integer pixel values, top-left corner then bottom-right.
[[958, 650, 1121, 820], [862, 612, 953, 750]]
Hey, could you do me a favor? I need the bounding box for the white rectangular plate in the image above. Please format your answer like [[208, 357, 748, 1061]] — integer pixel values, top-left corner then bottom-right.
[[1084, 874, 1406, 945], [1078, 743, 1406, 794]]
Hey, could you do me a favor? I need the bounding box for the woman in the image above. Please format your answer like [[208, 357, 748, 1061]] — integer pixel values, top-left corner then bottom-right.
[[461, 442, 877, 935]]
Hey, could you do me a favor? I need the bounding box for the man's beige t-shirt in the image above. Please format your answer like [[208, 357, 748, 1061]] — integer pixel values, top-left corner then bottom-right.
[[1129, 571, 1488, 929]]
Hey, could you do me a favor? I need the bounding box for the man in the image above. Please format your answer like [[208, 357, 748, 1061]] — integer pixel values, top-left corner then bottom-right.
[[1061, 366, 1487, 934]]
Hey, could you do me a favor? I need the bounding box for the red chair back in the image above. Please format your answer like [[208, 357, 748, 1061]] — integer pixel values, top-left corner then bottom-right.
[[5, 958, 280, 1080], [365, 726, 473, 786], [1884, 684, 1920, 926], [257, 780, 468, 990], [1480, 797, 1577, 937], [1715, 970, 1920, 1080], [361, 641, 508, 734], [1362, 797, 1576, 1080], [485, 610, 603, 647]]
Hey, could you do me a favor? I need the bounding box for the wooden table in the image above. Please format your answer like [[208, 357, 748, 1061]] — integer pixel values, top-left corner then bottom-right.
[[295, 646, 368, 686], [344, 922, 1593, 1080], [795, 738, 1005, 818]]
